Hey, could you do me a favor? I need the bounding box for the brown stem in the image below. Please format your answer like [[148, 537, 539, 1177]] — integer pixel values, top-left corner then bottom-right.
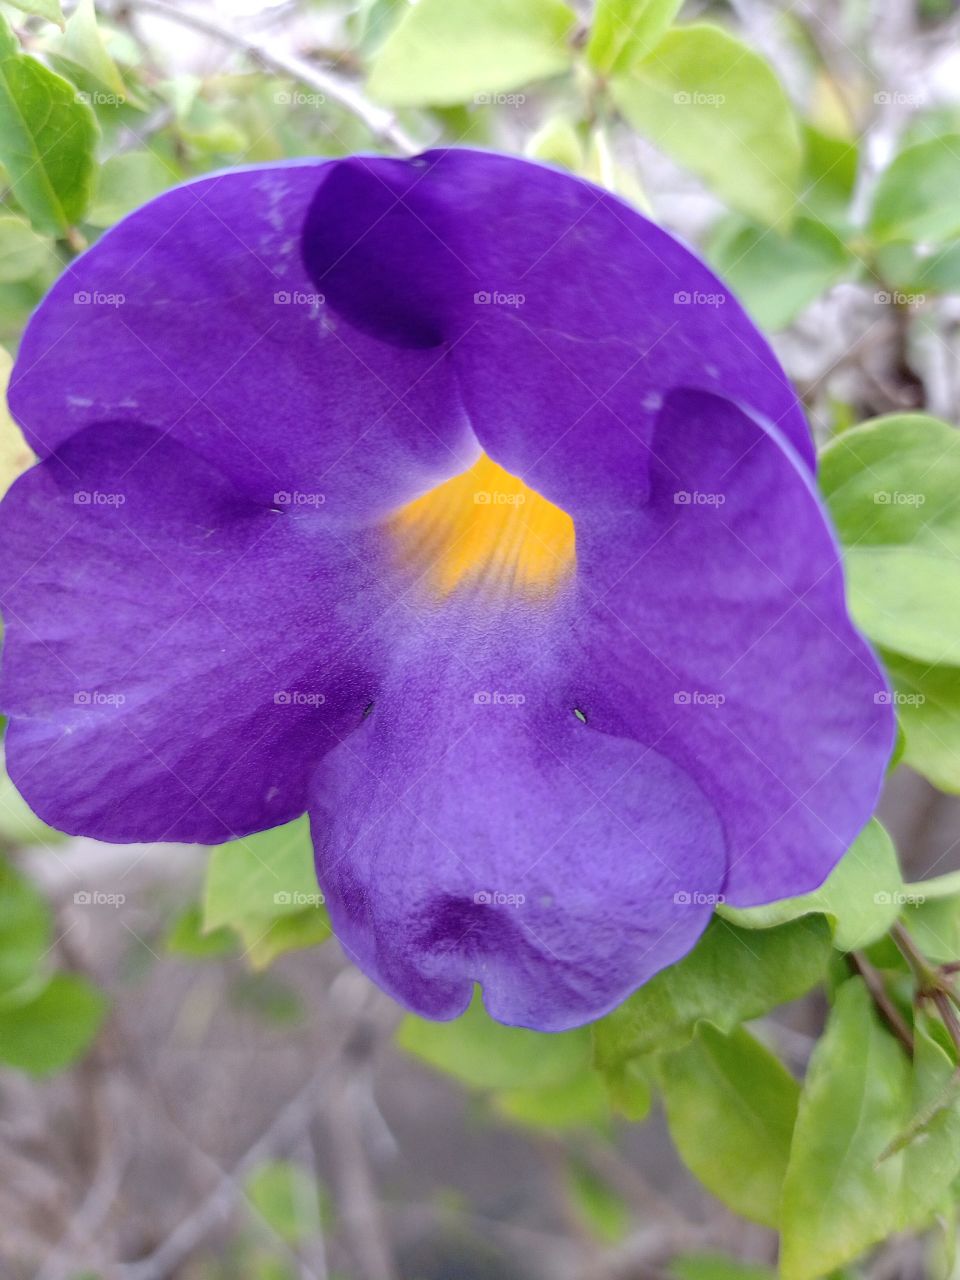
[[849, 952, 915, 1057]]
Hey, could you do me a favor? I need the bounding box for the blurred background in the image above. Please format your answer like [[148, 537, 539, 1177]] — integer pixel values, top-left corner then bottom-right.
[[1, 0, 960, 1276]]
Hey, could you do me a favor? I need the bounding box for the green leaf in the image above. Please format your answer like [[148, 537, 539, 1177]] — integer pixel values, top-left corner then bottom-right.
[[494, 1068, 612, 1131], [708, 214, 851, 330], [232, 906, 331, 970], [800, 124, 858, 224], [897, 1021, 960, 1229], [398, 988, 591, 1090], [0, 213, 53, 282], [880, 650, 960, 792], [566, 1162, 630, 1243], [593, 916, 831, 1069], [719, 820, 902, 951], [5, 0, 65, 29], [586, 0, 682, 73], [0, 973, 107, 1075], [203, 816, 322, 931], [49, 0, 130, 104], [0, 745, 67, 842], [245, 1160, 328, 1243], [166, 904, 237, 960], [659, 1025, 799, 1228], [0, 14, 97, 234], [367, 0, 577, 107], [898, 893, 960, 965], [819, 414, 960, 666], [87, 151, 172, 227], [868, 135, 960, 244], [0, 855, 50, 997], [525, 116, 584, 172], [672, 1258, 776, 1280], [874, 240, 960, 296], [610, 24, 801, 225], [780, 977, 912, 1280]]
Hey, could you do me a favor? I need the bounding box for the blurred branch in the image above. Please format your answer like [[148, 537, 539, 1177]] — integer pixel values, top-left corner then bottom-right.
[[108, 0, 420, 154]]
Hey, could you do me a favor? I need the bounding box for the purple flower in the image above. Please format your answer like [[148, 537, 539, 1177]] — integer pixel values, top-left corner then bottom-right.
[[0, 150, 893, 1031]]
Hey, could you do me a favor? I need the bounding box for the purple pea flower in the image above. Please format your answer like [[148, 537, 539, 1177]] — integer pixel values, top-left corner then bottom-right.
[[0, 150, 893, 1031]]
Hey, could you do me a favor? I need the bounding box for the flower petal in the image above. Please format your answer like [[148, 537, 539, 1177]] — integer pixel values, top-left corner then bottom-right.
[[567, 388, 894, 906], [0, 422, 389, 840], [310, 637, 726, 1032], [301, 149, 813, 522], [10, 162, 478, 522]]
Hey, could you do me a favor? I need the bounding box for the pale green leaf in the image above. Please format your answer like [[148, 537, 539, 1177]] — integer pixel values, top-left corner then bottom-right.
[[780, 977, 912, 1280], [586, 0, 682, 73], [719, 820, 902, 951], [49, 0, 130, 102], [0, 14, 97, 234], [87, 151, 175, 227], [566, 1162, 630, 1243], [398, 988, 591, 1090], [6, 0, 65, 29], [659, 1025, 798, 1227], [0, 214, 53, 282], [367, 0, 577, 106], [203, 816, 322, 931], [880, 650, 960, 793], [610, 24, 801, 225], [494, 1068, 611, 1131], [819, 414, 960, 666]]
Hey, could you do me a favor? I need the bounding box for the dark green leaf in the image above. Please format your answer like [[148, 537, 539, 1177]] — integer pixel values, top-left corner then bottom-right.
[[593, 916, 831, 1069]]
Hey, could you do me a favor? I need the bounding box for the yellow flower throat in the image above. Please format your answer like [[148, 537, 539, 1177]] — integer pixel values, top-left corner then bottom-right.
[[391, 454, 576, 599]]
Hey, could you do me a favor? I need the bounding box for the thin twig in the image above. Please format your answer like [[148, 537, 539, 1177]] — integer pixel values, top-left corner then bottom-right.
[[108, 0, 420, 155], [849, 952, 915, 1057]]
